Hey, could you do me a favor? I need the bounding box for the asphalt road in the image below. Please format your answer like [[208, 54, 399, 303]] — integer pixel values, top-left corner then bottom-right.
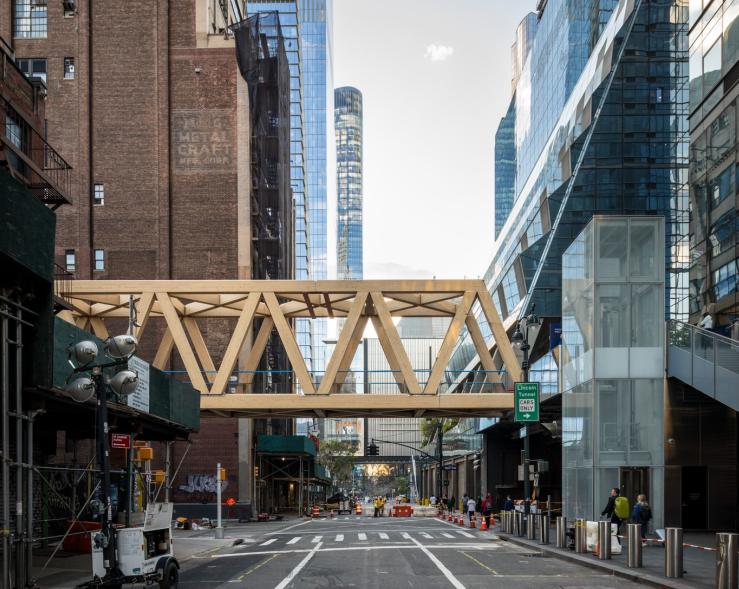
[[178, 511, 642, 588]]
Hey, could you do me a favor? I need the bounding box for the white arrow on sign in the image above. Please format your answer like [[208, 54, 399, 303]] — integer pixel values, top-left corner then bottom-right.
[[523, 413, 531, 419]]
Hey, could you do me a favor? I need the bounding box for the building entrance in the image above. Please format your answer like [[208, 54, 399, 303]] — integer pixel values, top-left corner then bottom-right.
[[681, 466, 708, 530], [620, 466, 650, 508]]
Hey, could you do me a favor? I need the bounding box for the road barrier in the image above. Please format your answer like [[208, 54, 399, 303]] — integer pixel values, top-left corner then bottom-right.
[[556, 516, 566, 548], [597, 521, 611, 560], [626, 524, 642, 568], [665, 527, 684, 579], [538, 514, 549, 545], [716, 533, 739, 589], [392, 505, 413, 517]]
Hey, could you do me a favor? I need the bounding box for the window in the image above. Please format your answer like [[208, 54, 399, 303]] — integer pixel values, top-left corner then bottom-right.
[[14, 0, 47, 38], [93, 183, 104, 205], [64, 58, 76, 80], [65, 250, 76, 272], [710, 166, 733, 206], [94, 249, 105, 272], [15, 58, 47, 84], [713, 260, 738, 300]]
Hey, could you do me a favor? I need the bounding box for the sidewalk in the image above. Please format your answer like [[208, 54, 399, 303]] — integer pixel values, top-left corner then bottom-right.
[[495, 524, 716, 589], [31, 528, 244, 588]]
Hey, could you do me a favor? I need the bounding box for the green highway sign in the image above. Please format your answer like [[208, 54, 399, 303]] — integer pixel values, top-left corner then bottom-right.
[[514, 382, 540, 423]]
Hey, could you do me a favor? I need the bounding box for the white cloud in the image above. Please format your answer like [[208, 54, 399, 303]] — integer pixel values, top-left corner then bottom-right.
[[424, 44, 454, 62]]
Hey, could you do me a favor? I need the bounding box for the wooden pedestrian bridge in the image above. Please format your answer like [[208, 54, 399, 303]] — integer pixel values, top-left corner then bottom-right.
[[57, 280, 521, 418]]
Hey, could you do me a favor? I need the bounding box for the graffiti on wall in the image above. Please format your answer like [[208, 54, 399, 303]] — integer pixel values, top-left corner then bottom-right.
[[178, 473, 229, 495]]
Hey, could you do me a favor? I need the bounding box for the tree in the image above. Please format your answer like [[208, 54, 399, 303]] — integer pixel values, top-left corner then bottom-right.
[[316, 440, 357, 489], [420, 418, 460, 446]]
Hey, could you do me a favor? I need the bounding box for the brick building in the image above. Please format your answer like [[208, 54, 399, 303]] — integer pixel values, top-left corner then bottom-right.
[[3, 0, 293, 504]]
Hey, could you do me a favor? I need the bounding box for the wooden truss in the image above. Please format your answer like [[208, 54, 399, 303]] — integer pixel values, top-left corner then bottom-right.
[[59, 280, 521, 417]]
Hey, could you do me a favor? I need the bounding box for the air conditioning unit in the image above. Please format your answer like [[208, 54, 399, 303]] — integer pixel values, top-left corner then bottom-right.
[[63, 0, 76, 11]]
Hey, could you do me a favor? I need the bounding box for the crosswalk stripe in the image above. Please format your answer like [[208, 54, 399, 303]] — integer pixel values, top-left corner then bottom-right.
[[358, 533, 367, 541], [260, 538, 277, 546], [457, 531, 474, 538], [401, 533, 412, 539], [311, 536, 322, 543], [441, 532, 454, 538], [420, 532, 433, 539], [378, 533, 389, 539], [335, 534, 344, 542], [287, 537, 301, 545]]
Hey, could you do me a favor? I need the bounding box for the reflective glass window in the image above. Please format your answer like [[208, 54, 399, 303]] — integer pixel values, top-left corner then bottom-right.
[[597, 285, 629, 347]]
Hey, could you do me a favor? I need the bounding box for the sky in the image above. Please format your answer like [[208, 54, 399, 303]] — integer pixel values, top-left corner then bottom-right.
[[330, 0, 536, 280]]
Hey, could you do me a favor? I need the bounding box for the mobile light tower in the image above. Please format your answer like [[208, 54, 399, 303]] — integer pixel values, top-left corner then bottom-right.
[[511, 306, 541, 518], [66, 334, 139, 586]]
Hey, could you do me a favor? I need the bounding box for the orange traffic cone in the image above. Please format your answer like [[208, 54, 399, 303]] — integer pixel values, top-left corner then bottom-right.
[[490, 513, 495, 528], [480, 516, 487, 531], [453, 514, 458, 524], [459, 515, 465, 527], [447, 512, 452, 522], [469, 515, 476, 529]]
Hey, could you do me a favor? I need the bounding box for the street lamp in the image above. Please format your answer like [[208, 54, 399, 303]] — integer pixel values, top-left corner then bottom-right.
[[424, 418, 444, 503], [65, 335, 138, 586], [512, 307, 541, 517]]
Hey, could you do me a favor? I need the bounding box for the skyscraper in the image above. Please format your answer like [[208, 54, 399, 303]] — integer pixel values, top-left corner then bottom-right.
[[300, 0, 333, 374], [335, 86, 364, 280], [247, 0, 312, 371]]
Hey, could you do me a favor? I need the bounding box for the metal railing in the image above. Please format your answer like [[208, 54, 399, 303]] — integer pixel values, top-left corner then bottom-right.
[[0, 95, 72, 206], [667, 320, 739, 411]]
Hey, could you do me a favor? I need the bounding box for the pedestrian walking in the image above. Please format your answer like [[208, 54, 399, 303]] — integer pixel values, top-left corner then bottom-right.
[[448, 495, 456, 512], [698, 311, 713, 330], [466, 496, 476, 522], [503, 495, 513, 511], [462, 493, 469, 513], [601, 487, 628, 533], [631, 494, 652, 541], [482, 492, 493, 527]]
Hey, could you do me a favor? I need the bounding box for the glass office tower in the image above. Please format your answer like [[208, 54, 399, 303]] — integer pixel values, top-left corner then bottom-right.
[[495, 99, 517, 239], [688, 0, 739, 331], [449, 0, 689, 383], [300, 0, 333, 373], [247, 1, 312, 371], [335, 86, 363, 280]]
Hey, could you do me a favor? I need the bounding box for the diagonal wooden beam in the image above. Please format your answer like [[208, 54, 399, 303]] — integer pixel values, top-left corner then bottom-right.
[[476, 287, 523, 382], [242, 317, 274, 386], [57, 309, 75, 325], [465, 314, 497, 374], [334, 315, 368, 389], [319, 293, 368, 394], [133, 292, 155, 340], [152, 328, 174, 369], [156, 292, 208, 393], [423, 291, 476, 394], [263, 292, 317, 394], [210, 292, 262, 394], [303, 293, 316, 319], [370, 292, 421, 394], [369, 315, 406, 391], [89, 317, 109, 340], [183, 318, 217, 383]]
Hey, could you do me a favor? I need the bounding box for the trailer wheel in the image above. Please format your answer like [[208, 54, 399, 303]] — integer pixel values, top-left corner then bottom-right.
[[159, 560, 179, 589]]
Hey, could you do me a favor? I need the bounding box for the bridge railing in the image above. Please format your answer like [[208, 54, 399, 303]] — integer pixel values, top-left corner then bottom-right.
[[161, 368, 511, 395], [667, 319, 739, 411]]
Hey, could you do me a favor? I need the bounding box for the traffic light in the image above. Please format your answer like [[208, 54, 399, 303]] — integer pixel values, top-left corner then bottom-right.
[[472, 452, 481, 470], [366, 442, 379, 456]]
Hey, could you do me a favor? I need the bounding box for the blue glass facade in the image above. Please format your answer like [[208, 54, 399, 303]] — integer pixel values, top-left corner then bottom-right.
[[247, 1, 312, 371], [335, 86, 363, 280], [300, 0, 332, 372], [448, 0, 690, 388], [494, 98, 516, 239]]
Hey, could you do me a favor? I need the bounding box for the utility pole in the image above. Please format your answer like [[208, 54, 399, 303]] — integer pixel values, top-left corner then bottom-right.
[[436, 421, 443, 502]]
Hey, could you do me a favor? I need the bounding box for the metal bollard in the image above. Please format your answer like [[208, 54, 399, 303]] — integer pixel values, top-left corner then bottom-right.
[[527, 514, 536, 540], [556, 516, 567, 549], [538, 514, 549, 545], [716, 532, 739, 589], [627, 524, 642, 568], [665, 527, 684, 579], [502, 510, 509, 533], [575, 519, 587, 553], [506, 511, 512, 533], [513, 511, 521, 536], [598, 520, 611, 560]]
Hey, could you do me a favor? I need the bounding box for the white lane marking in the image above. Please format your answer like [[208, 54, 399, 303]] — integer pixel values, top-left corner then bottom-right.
[[311, 535, 322, 543], [274, 541, 323, 589], [206, 544, 503, 559], [420, 532, 433, 539], [358, 533, 367, 541], [457, 531, 474, 538], [378, 533, 389, 540], [406, 536, 466, 589], [259, 538, 277, 546], [320, 517, 326, 521], [287, 536, 301, 545], [401, 532, 412, 539], [335, 534, 344, 542], [441, 532, 454, 538], [356, 516, 361, 520]]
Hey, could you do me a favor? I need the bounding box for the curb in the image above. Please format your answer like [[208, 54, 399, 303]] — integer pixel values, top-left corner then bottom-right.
[[498, 533, 691, 589]]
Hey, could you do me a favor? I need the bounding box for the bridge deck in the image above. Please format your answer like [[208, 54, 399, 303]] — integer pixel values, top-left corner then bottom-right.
[[200, 393, 514, 418]]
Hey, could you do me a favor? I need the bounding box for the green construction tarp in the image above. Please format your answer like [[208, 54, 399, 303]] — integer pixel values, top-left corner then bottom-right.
[[257, 435, 317, 456]]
